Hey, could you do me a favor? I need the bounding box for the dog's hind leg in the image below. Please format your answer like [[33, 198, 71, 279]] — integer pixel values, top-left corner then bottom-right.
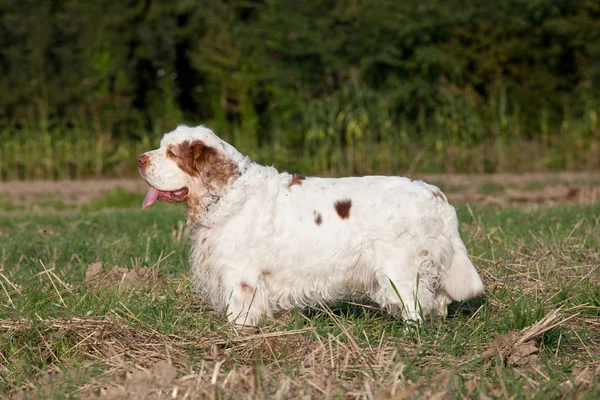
[[370, 244, 437, 323]]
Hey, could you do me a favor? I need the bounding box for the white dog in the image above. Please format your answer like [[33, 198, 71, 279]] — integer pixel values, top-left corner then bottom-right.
[[138, 125, 484, 326]]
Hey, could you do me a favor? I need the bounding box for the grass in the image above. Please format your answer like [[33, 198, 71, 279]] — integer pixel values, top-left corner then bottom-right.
[[0, 190, 599, 398]]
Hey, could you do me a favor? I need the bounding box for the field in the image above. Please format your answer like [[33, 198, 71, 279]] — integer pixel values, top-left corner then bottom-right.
[[1, 175, 599, 399]]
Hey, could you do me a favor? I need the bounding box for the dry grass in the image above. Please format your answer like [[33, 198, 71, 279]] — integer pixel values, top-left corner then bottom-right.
[[2, 305, 587, 399], [1, 183, 599, 399]]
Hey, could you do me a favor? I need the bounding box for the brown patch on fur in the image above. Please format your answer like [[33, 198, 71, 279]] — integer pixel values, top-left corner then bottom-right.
[[334, 199, 352, 219], [240, 282, 255, 294], [433, 191, 447, 202], [137, 154, 149, 172], [175, 140, 239, 225], [287, 174, 306, 189], [185, 196, 205, 226], [313, 210, 322, 225], [176, 140, 238, 188]]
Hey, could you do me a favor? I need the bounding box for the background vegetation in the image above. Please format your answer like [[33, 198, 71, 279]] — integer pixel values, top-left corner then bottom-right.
[[1, 0, 599, 178]]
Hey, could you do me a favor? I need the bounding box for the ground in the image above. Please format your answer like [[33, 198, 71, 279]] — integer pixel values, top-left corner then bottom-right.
[[0, 173, 599, 399]]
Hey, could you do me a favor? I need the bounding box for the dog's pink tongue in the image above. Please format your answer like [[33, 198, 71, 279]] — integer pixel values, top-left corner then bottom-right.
[[141, 187, 159, 210]]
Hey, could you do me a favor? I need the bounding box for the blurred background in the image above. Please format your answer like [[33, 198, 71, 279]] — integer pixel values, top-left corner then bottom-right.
[[0, 0, 599, 180]]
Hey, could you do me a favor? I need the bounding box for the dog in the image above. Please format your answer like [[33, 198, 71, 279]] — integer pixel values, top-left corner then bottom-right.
[[138, 125, 484, 326]]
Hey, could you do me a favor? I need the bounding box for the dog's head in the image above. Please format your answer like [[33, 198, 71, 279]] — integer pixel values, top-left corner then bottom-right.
[[138, 125, 244, 213]]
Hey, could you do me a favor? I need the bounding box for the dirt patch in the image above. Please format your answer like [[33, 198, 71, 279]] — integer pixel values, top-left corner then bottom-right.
[[467, 307, 577, 369], [493, 331, 540, 367], [413, 172, 600, 205], [417, 171, 600, 187], [84, 262, 161, 290], [93, 361, 179, 400], [456, 184, 599, 206], [10, 368, 88, 400], [0, 179, 147, 206], [83, 361, 286, 399], [561, 365, 600, 394]]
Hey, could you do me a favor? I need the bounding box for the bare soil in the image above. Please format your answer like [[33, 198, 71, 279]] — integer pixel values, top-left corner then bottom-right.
[[418, 171, 600, 205], [0, 179, 147, 205], [0, 172, 598, 206], [84, 262, 162, 290]]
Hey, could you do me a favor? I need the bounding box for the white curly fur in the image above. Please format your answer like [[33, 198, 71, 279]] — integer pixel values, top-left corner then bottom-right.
[[139, 125, 485, 326]]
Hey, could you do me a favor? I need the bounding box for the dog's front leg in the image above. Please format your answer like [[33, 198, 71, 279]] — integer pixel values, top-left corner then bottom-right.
[[223, 277, 271, 327]]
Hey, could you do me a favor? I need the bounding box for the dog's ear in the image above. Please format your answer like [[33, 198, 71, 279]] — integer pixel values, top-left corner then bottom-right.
[[189, 141, 217, 170], [180, 140, 238, 190]]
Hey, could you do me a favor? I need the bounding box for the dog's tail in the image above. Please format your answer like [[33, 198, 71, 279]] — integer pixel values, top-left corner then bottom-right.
[[441, 237, 485, 301]]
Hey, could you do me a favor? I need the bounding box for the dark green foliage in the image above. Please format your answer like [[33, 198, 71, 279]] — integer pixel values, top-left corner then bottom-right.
[[1, 0, 599, 175]]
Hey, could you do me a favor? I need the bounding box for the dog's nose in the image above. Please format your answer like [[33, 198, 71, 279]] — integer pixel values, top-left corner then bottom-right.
[[138, 154, 149, 169]]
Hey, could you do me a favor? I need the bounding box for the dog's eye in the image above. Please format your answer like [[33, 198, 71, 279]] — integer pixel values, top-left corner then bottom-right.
[[167, 149, 177, 158]]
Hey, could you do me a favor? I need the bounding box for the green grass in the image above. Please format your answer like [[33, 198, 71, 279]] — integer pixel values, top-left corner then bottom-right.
[[0, 198, 599, 398]]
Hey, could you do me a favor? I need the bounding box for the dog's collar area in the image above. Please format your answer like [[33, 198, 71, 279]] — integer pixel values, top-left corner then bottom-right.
[[205, 194, 221, 213], [190, 194, 222, 229]]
